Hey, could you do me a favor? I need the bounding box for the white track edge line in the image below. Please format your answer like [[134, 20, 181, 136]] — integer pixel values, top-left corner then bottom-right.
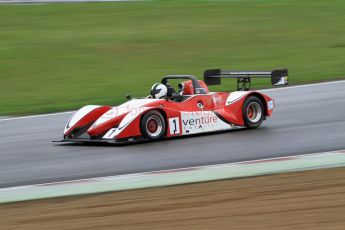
[[260, 79, 345, 92], [3, 149, 343, 190], [0, 111, 75, 122]]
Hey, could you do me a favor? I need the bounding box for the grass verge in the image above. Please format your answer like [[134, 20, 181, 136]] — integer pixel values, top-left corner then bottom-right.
[[1, 0, 345, 115]]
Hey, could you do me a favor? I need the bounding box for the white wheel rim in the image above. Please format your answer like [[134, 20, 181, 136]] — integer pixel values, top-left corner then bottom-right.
[[247, 102, 262, 123], [146, 115, 163, 137]]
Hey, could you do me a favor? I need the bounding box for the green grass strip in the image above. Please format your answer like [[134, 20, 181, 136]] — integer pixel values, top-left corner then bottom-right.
[[1, 0, 345, 115]]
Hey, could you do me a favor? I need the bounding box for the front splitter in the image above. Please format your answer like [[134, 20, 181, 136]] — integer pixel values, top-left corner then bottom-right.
[[53, 137, 144, 145]]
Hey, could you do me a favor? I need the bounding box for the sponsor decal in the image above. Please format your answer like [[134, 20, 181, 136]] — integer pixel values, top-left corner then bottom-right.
[[212, 95, 222, 104], [169, 117, 181, 135], [181, 111, 231, 134], [182, 116, 217, 128]]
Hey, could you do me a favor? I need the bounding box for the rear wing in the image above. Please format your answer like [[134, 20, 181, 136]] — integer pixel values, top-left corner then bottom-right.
[[204, 68, 288, 91]]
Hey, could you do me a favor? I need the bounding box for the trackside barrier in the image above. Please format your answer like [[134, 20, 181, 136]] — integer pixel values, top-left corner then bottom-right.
[[0, 150, 345, 204]]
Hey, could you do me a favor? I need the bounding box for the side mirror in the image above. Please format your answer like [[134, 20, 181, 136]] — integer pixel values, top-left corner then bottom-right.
[[126, 94, 132, 100]]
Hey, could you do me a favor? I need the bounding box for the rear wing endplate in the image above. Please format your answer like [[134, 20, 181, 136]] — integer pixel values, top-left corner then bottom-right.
[[204, 68, 288, 91]]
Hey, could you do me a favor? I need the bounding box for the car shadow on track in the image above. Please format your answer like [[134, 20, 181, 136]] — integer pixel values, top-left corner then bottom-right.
[[52, 127, 267, 148]]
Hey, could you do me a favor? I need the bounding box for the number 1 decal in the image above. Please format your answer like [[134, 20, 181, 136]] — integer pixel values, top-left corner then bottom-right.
[[169, 117, 180, 135]]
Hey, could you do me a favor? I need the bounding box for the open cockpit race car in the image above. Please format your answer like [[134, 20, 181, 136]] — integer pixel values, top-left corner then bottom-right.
[[57, 68, 288, 144]]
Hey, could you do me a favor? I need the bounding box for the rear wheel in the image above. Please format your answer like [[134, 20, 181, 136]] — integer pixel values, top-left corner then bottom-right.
[[243, 96, 265, 129], [141, 110, 166, 140]]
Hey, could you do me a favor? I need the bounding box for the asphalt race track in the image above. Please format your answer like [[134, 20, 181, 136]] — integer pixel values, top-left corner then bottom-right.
[[1, 81, 345, 188]]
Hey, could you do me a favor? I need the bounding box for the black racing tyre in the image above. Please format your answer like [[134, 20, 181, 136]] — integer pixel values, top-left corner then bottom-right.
[[140, 110, 166, 140], [243, 96, 265, 129]]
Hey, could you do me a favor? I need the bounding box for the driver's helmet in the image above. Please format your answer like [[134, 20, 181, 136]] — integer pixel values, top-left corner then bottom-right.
[[150, 83, 168, 99]]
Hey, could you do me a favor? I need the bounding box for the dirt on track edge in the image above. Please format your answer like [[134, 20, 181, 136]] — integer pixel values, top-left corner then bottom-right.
[[1, 167, 345, 230]]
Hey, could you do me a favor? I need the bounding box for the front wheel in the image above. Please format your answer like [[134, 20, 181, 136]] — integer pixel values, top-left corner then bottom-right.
[[243, 96, 265, 129], [140, 110, 166, 140]]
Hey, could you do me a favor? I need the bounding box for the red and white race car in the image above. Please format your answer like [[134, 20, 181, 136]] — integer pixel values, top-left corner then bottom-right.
[[59, 68, 288, 144]]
